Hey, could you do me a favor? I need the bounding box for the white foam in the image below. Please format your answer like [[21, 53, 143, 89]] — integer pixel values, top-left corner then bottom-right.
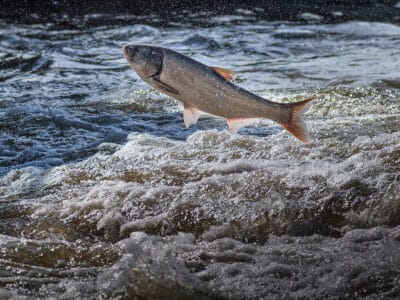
[[0, 167, 45, 199]]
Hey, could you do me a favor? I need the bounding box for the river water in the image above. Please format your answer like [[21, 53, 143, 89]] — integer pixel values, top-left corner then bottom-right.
[[1, 8, 400, 299]]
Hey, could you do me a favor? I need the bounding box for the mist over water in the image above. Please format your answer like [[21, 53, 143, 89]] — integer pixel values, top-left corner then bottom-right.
[[1, 8, 400, 299]]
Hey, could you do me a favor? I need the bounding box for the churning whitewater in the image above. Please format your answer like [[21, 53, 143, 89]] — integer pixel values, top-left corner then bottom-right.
[[1, 10, 400, 299]]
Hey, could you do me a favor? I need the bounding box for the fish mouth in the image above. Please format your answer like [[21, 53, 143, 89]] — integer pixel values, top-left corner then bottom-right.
[[122, 44, 129, 58]]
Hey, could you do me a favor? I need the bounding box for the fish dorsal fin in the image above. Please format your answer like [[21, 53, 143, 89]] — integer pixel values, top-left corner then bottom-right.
[[183, 104, 202, 128], [227, 118, 260, 133], [211, 66, 236, 81]]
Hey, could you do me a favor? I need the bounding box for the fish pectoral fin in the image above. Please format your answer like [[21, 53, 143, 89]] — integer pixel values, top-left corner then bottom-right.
[[183, 104, 202, 128], [227, 118, 260, 133], [210, 66, 236, 81], [151, 76, 180, 95]]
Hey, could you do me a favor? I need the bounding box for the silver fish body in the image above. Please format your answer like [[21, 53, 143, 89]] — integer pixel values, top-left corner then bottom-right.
[[123, 44, 314, 143]]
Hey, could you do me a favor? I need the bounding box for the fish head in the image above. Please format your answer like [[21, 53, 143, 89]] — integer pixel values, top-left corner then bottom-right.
[[122, 44, 163, 78]]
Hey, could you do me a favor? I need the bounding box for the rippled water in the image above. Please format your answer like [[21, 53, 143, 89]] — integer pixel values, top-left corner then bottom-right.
[[1, 10, 400, 299]]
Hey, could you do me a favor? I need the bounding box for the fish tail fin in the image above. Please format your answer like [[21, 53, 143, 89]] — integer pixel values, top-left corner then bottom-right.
[[280, 97, 316, 143]]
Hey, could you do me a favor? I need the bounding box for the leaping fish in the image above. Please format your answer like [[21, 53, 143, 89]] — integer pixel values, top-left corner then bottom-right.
[[123, 44, 315, 143]]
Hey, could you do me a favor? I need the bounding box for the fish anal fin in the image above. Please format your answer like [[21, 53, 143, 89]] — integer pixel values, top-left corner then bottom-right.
[[227, 118, 260, 133], [211, 66, 236, 81], [183, 104, 202, 128]]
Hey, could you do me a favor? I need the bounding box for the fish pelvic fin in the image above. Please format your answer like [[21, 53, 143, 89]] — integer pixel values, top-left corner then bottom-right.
[[183, 104, 202, 128], [227, 118, 260, 133], [280, 97, 316, 143], [211, 66, 236, 81]]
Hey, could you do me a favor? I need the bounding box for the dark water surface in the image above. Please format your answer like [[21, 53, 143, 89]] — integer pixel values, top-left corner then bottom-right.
[[1, 8, 400, 299]]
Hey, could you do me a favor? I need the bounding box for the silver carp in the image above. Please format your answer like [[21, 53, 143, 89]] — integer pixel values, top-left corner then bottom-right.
[[123, 44, 315, 143]]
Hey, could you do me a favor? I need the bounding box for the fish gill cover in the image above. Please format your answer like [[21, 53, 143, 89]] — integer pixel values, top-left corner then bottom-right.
[[1, 1, 400, 299]]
